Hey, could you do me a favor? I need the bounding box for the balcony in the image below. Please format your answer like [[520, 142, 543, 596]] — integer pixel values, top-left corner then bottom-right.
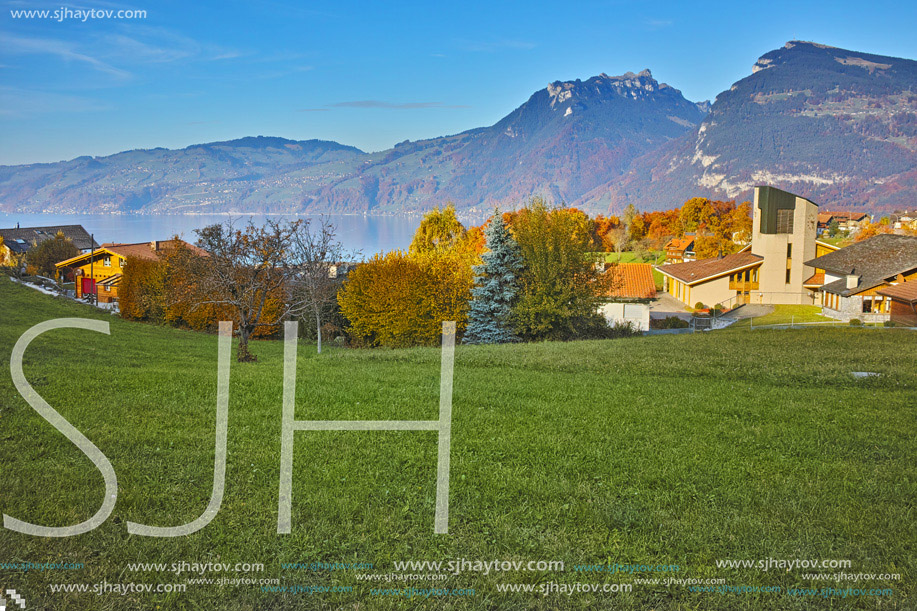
[[729, 280, 759, 291]]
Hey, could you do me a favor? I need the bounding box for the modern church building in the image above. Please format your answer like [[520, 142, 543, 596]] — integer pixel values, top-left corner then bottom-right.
[[656, 186, 839, 308]]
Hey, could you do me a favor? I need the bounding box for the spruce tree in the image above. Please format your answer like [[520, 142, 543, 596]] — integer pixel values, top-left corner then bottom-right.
[[463, 212, 522, 344]]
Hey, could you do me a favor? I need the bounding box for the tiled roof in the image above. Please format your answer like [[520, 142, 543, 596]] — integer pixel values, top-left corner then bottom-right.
[[877, 281, 917, 303], [666, 237, 695, 251], [655, 252, 763, 285], [0, 224, 98, 253], [605, 263, 657, 300], [821, 277, 886, 297], [102, 242, 161, 261], [804, 234, 917, 296], [817, 213, 834, 225], [803, 272, 825, 286], [56, 239, 206, 268], [826, 210, 869, 222]]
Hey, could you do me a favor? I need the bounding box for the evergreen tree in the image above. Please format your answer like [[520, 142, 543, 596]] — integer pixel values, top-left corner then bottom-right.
[[463, 212, 522, 344]]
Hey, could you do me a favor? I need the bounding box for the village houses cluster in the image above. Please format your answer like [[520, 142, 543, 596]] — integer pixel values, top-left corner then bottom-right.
[[3, 185, 917, 330]]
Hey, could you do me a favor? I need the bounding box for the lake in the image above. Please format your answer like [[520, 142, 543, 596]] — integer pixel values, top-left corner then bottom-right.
[[0, 213, 424, 257]]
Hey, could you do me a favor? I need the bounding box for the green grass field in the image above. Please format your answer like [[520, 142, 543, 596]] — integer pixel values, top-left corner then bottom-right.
[[729, 305, 838, 328], [600, 251, 665, 264], [0, 279, 914, 610]]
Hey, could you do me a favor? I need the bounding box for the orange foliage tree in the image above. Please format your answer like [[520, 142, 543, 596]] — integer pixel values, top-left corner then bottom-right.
[[693, 200, 753, 258], [118, 255, 166, 321], [854, 221, 894, 242]]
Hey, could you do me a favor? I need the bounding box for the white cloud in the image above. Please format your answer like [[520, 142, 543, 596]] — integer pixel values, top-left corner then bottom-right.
[[0, 33, 131, 78], [0, 86, 112, 116]]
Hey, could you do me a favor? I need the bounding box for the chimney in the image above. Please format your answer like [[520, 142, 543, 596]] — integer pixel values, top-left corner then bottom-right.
[[846, 270, 859, 290]]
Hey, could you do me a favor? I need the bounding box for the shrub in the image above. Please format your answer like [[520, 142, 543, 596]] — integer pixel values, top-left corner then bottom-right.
[[509, 199, 608, 341], [849, 318, 863, 326], [338, 250, 473, 348], [25, 234, 79, 277], [119, 256, 166, 321], [884, 320, 896, 328], [651, 316, 689, 329], [606, 321, 643, 338], [694, 302, 706, 310]]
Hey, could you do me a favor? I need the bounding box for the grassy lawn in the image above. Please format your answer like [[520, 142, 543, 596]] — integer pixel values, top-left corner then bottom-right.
[[817, 236, 852, 247], [729, 305, 838, 328], [601, 251, 665, 265], [0, 279, 914, 610]]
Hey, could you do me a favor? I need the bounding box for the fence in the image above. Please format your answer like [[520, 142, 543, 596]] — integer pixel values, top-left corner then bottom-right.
[[646, 317, 916, 335], [745, 319, 915, 331]]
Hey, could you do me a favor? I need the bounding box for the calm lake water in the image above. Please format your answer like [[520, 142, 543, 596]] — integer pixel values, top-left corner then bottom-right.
[[0, 213, 424, 257]]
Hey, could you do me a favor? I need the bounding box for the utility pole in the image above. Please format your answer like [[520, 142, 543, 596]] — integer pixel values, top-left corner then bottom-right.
[[89, 233, 95, 305]]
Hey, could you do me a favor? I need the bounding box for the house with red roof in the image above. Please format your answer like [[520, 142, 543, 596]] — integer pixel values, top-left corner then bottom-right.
[[664, 236, 696, 264], [825, 210, 870, 233], [599, 263, 657, 330]]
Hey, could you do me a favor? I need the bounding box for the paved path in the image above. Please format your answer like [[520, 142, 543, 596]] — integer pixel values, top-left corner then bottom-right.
[[719, 304, 774, 320]]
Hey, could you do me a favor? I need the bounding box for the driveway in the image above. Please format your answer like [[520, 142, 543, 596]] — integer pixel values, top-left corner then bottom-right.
[[648, 293, 693, 321]]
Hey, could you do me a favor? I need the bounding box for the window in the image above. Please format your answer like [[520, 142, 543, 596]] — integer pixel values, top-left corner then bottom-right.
[[862, 298, 872, 313], [786, 243, 792, 258], [103, 256, 111, 267], [776, 209, 795, 234], [786, 268, 792, 284]]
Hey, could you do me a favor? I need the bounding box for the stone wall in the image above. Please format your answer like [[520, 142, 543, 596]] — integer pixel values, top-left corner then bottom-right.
[[822, 295, 889, 323]]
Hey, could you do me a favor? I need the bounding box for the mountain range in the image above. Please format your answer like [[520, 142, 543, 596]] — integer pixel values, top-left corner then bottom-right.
[[2, 41, 915, 217]]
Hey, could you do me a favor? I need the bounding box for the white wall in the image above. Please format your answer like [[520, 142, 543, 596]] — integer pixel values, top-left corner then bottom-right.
[[600, 302, 650, 331]]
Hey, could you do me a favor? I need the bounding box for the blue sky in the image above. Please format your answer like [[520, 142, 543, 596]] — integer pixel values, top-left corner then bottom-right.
[[2, 0, 916, 165]]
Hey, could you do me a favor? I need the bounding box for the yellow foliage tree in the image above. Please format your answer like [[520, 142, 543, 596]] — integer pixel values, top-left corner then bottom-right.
[[409, 204, 466, 255], [338, 210, 478, 348]]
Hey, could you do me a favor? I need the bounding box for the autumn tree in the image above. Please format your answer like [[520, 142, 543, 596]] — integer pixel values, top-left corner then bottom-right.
[[118, 255, 167, 321], [287, 217, 355, 354], [191, 219, 298, 361], [605, 226, 628, 256], [679, 197, 713, 234], [339, 206, 477, 348], [645, 209, 680, 249], [509, 199, 609, 341], [593, 215, 622, 251], [855, 221, 894, 242], [26, 233, 79, 277], [688, 199, 752, 259], [337, 249, 473, 348], [409, 204, 466, 255]]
